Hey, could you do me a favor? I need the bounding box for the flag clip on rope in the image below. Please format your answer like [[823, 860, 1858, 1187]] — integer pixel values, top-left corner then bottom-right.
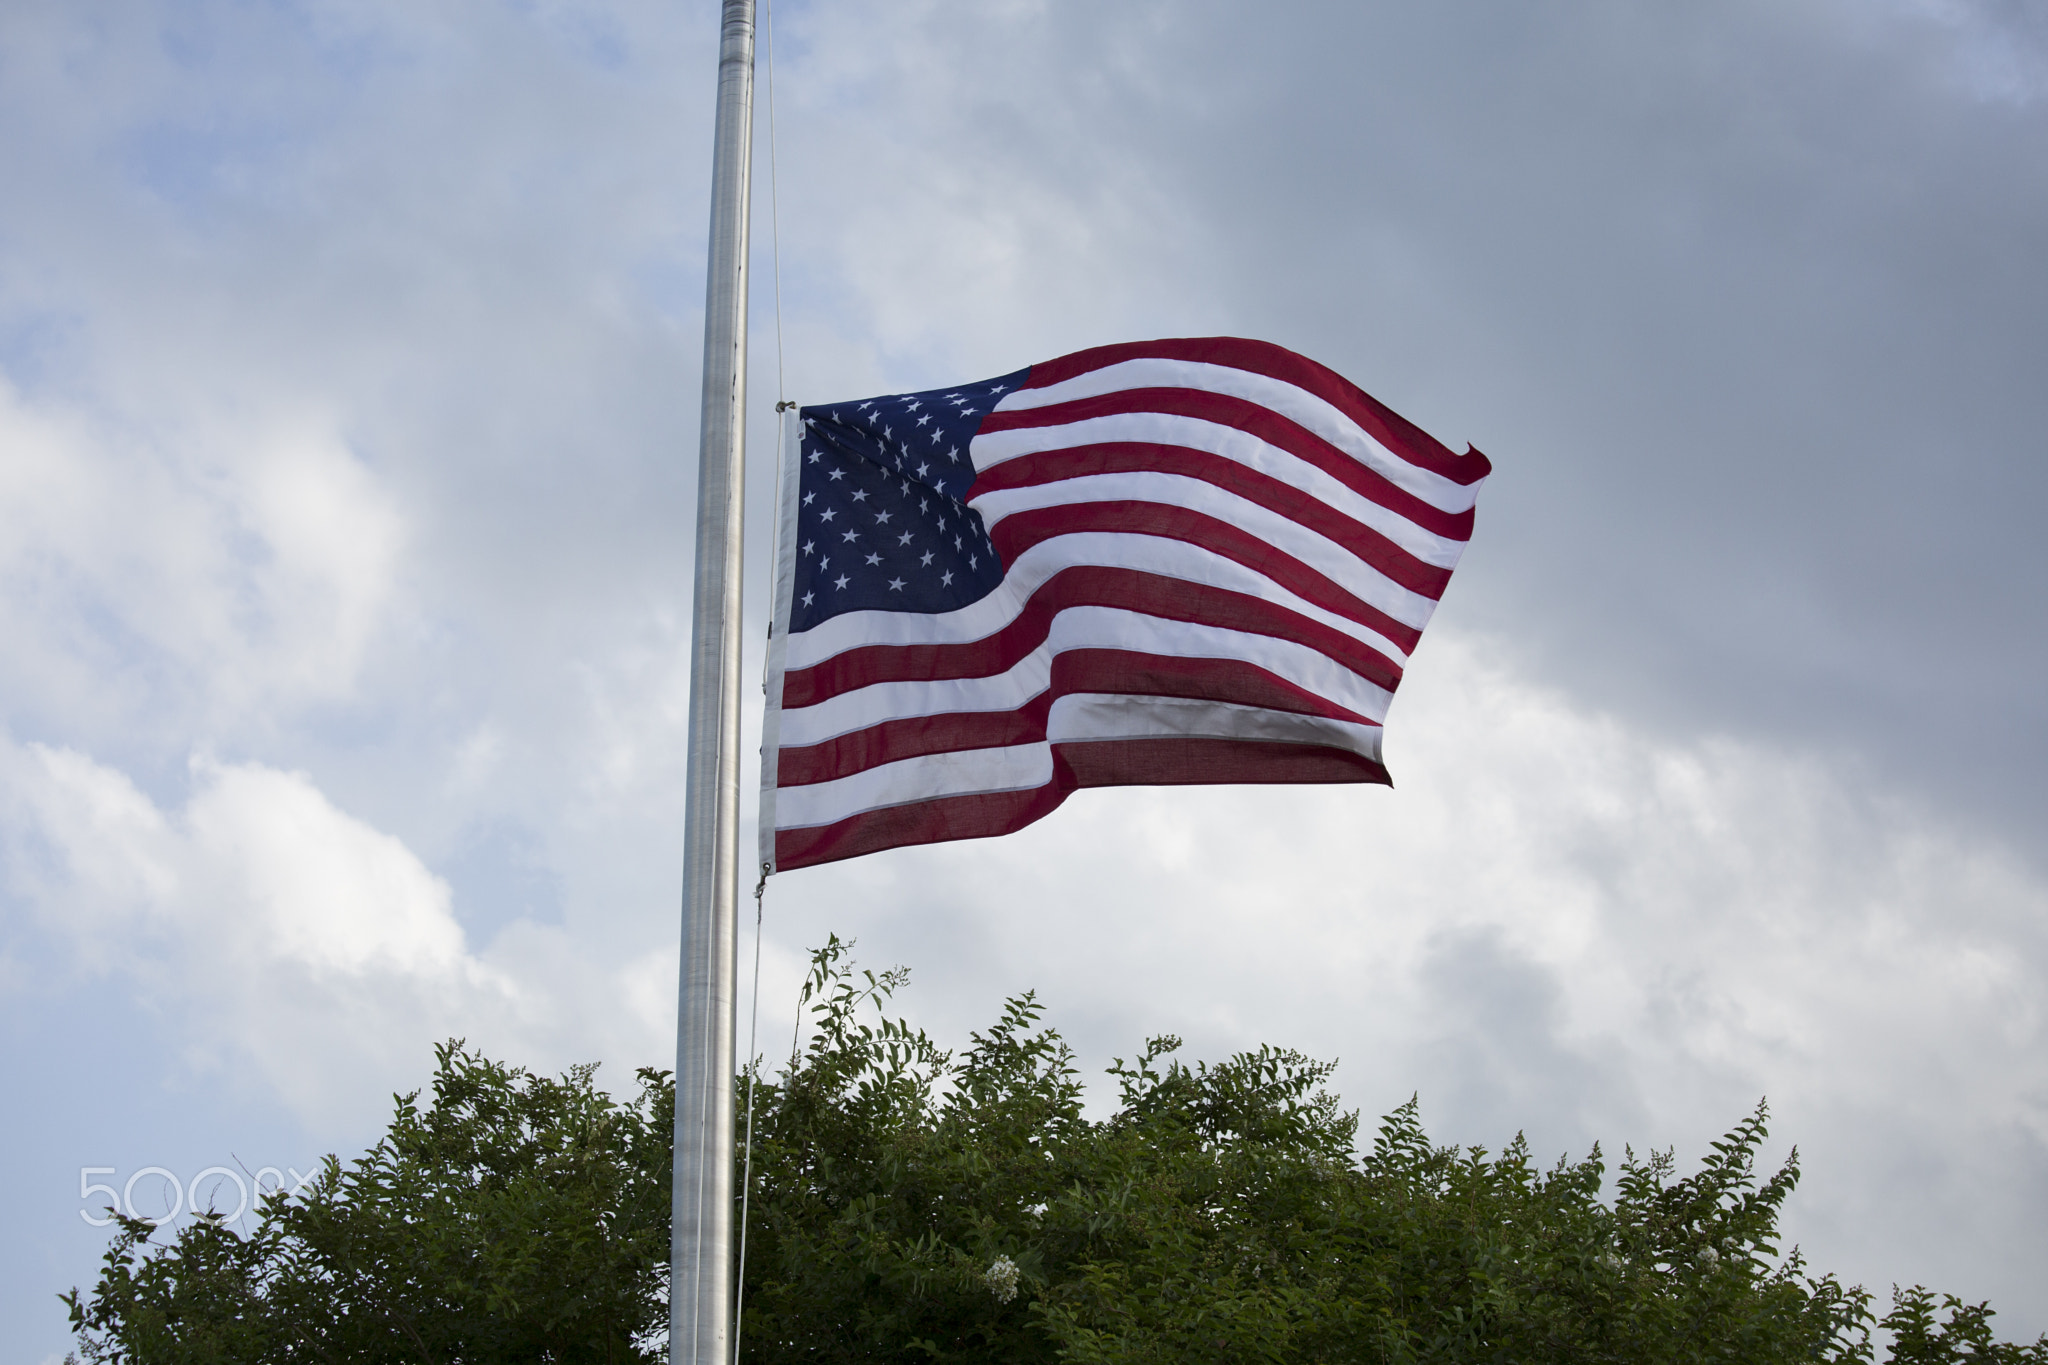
[[756, 336, 1491, 873]]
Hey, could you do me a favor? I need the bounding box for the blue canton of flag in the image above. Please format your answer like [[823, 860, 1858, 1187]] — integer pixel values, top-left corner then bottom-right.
[[790, 368, 1032, 632]]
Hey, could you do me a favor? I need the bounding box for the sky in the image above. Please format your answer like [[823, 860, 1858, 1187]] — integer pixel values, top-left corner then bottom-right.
[[3, 0, 2045, 1355]]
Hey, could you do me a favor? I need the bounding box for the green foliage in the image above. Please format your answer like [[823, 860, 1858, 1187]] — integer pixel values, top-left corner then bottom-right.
[[1880, 1287, 2048, 1365], [66, 938, 2046, 1364], [63, 1042, 672, 1363], [738, 937, 2044, 1364]]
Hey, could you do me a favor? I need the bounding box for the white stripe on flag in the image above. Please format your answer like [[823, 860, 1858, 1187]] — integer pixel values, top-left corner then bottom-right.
[[972, 409, 1468, 568], [971, 469, 1442, 627], [1046, 693, 1386, 759], [778, 607, 1396, 749], [772, 742, 1054, 831], [777, 700, 1385, 834]]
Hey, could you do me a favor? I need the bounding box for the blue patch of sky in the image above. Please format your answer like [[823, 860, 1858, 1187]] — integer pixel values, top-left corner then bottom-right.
[[121, 0, 656, 221], [283, 695, 415, 756], [439, 819, 568, 942], [0, 804, 72, 910], [23, 561, 200, 714], [0, 306, 90, 398], [0, 971, 328, 1361], [121, 118, 317, 217], [194, 0, 420, 90], [628, 252, 706, 331], [118, 3, 439, 220], [513, 0, 634, 73]]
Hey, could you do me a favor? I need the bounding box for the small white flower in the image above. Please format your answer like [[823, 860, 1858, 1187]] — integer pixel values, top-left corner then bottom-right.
[[1700, 1245, 1721, 1266], [985, 1255, 1021, 1304]]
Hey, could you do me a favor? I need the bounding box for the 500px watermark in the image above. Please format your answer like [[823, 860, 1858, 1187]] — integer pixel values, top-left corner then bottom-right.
[[79, 1165, 319, 1227]]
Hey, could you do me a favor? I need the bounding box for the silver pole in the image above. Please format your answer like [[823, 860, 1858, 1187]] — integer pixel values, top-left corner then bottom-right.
[[673, 1, 754, 1362]]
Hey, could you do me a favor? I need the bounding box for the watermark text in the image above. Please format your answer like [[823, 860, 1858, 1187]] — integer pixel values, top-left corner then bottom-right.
[[79, 1164, 319, 1227]]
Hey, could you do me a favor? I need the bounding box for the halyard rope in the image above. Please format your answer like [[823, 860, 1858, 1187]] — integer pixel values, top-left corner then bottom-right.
[[734, 3, 784, 1354], [732, 868, 767, 1365]]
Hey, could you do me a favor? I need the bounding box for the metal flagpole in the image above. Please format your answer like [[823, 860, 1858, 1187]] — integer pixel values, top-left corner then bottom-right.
[[673, 1, 755, 1362]]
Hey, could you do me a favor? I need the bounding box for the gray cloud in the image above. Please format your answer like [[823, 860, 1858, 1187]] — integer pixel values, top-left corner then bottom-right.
[[764, 0, 2048, 849]]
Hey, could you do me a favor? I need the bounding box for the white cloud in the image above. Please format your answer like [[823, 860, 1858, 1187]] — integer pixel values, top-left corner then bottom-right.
[[2, 626, 2042, 1324], [234, 432, 407, 703], [0, 741, 516, 1122], [181, 756, 466, 979], [756, 632, 2048, 1322], [0, 379, 405, 739]]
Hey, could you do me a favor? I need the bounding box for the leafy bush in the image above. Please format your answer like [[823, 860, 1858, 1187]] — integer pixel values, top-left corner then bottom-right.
[[67, 938, 2045, 1363], [64, 1044, 672, 1363]]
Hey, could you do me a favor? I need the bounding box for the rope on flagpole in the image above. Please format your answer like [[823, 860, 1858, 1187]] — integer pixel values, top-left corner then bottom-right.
[[764, 0, 786, 408], [732, 866, 768, 1365], [740, 3, 785, 1353], [762, 0, 795, 691], [741, 0, 794, 1342]]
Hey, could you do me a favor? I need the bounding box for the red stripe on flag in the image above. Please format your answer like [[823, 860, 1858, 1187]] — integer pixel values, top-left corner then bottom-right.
[[771, 734, 1389, 871], [1014, 337, 1491, 488], [971, 439, 1456, 597], [776, 648, 1379, 787], [775, 784, 1070, 870], [1059, 735, 1391, 789], [979, 388, 1476, 541], [778, 699, 1053, 787], [782, 565, 1406, 709], [991, 503, 1426, 655]]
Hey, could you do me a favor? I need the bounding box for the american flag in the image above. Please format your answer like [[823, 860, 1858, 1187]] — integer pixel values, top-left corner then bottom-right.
[[758, 337, 1490, 872]]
